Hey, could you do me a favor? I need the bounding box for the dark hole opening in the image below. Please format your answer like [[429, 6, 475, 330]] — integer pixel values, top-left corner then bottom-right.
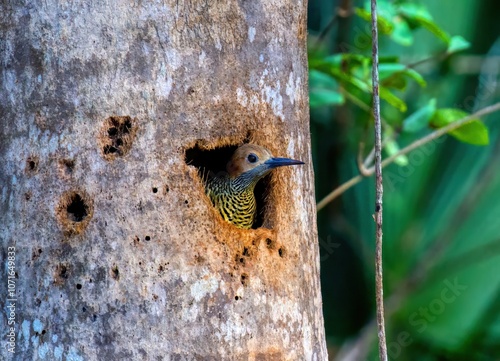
[[59, 265, 68, 278], [278, 247, 285, 258], [185, 143, 270, 229], [62, 159, 75, 171], [76, 283, 82, 290], [103, 145, 118, 154], [152, 187, 158, 193], [103, 116, 134, 157], [122, 119, 132, 133], [67, 194, 88, 222], [112, 266, 119, 280], [241, 274, 248, 285], [26, 157, 38, 172]]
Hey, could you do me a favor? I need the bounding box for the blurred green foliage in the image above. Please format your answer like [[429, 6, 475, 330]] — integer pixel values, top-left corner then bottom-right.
[[308, 0, 500, 360]]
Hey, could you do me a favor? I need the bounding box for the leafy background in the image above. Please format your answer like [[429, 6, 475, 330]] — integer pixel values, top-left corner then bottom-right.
[[308, 0, 500, 359]]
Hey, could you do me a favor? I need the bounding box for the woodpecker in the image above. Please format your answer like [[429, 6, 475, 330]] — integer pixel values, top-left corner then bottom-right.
[[205, 144, 304, 229]]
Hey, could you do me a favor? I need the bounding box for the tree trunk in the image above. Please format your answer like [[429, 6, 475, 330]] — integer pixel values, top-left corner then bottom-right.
[[1, 1, 327, 360]]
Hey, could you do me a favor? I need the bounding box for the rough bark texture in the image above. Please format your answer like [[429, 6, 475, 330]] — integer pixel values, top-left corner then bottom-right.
[[0, 1, 327, 360]]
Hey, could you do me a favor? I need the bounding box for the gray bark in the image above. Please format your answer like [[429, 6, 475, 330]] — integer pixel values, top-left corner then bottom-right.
[[0, 1, 327, 360]]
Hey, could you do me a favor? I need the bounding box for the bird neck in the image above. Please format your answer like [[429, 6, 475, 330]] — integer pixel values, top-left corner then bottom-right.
[[230, 171, 261, 193]]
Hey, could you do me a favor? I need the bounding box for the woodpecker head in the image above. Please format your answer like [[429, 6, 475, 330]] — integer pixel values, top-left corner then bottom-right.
[[226, 144, 304, 182]]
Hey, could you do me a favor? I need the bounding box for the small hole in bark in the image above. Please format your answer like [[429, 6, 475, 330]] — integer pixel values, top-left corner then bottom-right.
[[35, 298, 41, 307], [241, 273, 248, 286], [67, 194, 87, 222], [145, 236, 151, 241], [235, 296, 239, 300], [26, 156, 39, 174], [58, 158, 75, 177], [59, 159, 75, 174], [57, 264, 68, 278], [111, 265, 120, 280], [266, 238, 276, 249], [278, 247, 286, 258], [165, 185, 170, 193], [54, 264, 69, 285], [56, 190, 93, 235], [103, 145, 117, 154], [152, 187, 158, 193], [25, 192, 32, 201], [82, 307, 87, 312], [76, 283, 82, 290], [99, 116, 137, 160], [242, 247, 250, 257]]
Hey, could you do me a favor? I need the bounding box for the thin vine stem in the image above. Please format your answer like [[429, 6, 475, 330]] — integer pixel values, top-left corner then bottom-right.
[[370, 0, 388, 360]]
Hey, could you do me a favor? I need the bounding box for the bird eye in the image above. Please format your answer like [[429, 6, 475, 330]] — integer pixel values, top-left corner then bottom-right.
[[247, 153, 258, 163]]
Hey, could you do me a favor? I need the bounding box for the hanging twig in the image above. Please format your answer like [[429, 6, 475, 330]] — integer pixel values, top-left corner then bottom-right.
[[315, 101, 500, 211], [370, 1, 388, 360]]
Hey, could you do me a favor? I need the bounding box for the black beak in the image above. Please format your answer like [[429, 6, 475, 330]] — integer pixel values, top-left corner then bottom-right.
[[264, 157, 305, 169]]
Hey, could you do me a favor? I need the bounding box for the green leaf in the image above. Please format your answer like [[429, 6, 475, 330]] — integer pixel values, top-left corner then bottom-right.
[[404, 68, 427, 87], [403, 98, 437, 133], [391, 16, 413, 46], [447, 36, 471, 54], [414, 17, 451, 43], [355, 8, 394, 34], [379, 63, 406, 80], [397, 3, 450, 43], [330, 69, 372, 93], [379, 56, 400, 63], [397, 3, 433, 21], [378, 64, 426, 89], [308, 70, 345, 107], [382, 75, 408, 91], [320, 53, 371, 72], [384, 139, 408, 166], [430, 108, 489, 145], [379, 87, 407, 112]]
